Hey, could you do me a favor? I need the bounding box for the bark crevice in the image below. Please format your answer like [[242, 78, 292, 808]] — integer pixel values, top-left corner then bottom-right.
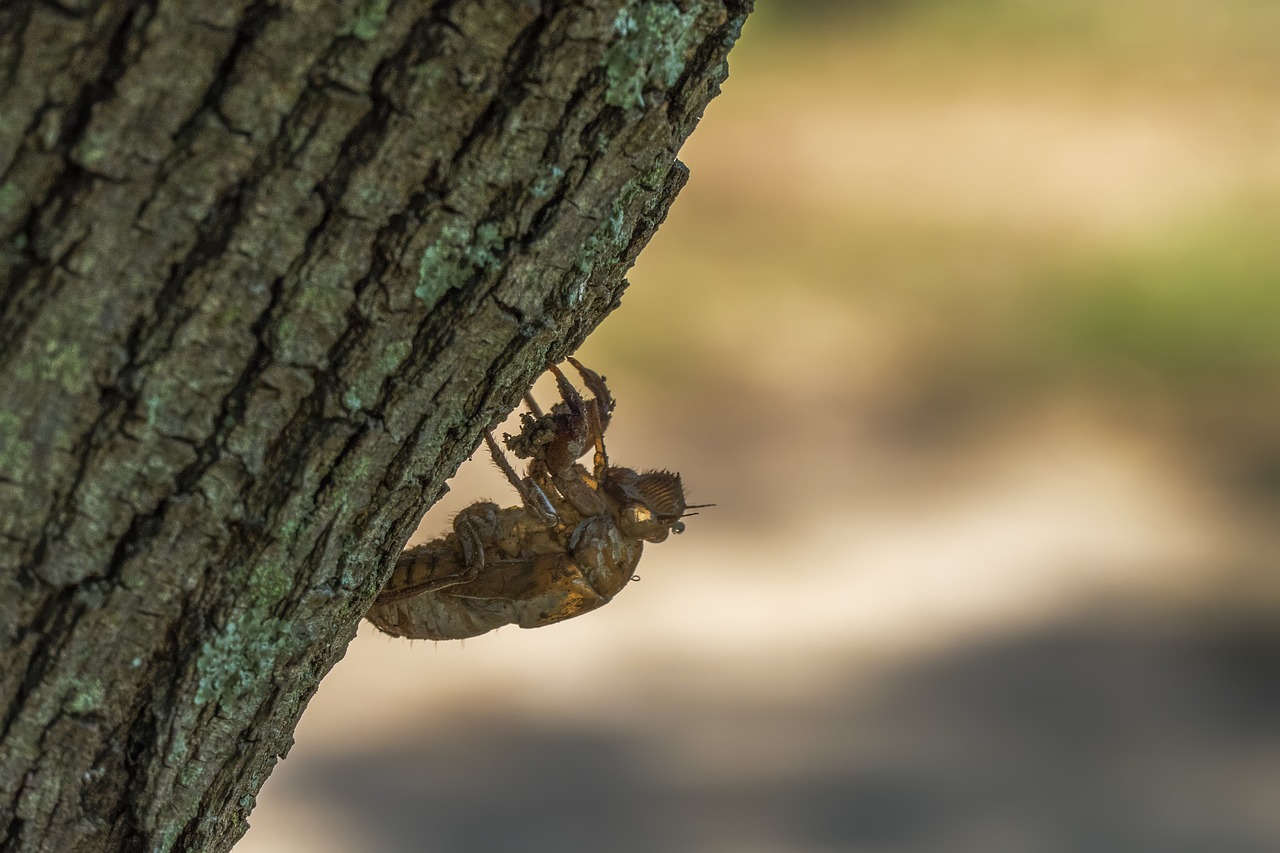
[[0, 2, 753, 850]]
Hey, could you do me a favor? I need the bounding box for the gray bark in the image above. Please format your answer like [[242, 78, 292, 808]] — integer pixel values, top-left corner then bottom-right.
[[0, 1, 750, 850]]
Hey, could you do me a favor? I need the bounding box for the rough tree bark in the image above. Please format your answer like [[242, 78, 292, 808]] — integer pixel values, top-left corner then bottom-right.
[[0, 1, 751, 850]]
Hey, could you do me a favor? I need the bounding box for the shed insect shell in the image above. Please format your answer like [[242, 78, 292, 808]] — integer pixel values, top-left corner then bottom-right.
[[366, 358, 694, 641]]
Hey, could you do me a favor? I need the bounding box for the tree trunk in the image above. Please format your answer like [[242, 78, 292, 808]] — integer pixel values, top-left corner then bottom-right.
[[0, 1, 751, 849]]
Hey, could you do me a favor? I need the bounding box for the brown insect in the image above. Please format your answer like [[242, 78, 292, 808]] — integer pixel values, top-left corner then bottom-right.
[[366, 358, 705, 641]]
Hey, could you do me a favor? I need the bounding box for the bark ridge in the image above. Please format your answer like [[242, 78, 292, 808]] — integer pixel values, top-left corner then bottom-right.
[[0, 0, 751, 849]]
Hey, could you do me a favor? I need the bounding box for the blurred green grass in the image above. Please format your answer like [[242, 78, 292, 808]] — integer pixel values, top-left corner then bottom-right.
[[756, 0, 1280, 74], [587, 0, 1280, 495], [1028, 211, 1280, 385]]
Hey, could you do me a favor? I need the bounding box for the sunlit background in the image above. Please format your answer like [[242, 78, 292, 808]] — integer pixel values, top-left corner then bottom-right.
[[240, 3, 1280, 850]]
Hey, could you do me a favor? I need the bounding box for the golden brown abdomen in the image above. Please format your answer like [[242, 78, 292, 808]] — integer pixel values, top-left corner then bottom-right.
[[365, 513, 643, 641]]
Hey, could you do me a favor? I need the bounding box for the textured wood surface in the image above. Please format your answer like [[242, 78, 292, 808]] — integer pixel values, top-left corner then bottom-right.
[[0, 1, 751, 849]]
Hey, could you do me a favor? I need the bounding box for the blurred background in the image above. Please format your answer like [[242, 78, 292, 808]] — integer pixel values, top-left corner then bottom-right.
[[239, 2, 1280, 850]]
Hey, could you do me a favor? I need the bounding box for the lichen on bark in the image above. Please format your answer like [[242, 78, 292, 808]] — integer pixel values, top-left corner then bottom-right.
[[0, 1, 753, 850]]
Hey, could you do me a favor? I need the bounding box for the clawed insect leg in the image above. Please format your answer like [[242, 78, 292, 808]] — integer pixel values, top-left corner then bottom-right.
[[484, 430, 558, 526], [585, 400, 609, 486], [374, 513, 487, 605], [566, 356, 615, 435], [500, 358, 613, 483], [543, 358, 613, 464], [484, 430, 524, 494], [454, 514, 486, 580], [547, 362, 588, 429], [374, 569, 473, 604]]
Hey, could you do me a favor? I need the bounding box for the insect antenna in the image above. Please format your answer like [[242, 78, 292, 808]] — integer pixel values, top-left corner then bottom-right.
[[679, 502, 714, 520]]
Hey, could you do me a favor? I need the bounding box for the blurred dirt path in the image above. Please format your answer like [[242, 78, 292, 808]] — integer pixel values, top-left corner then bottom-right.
[[237, 405, 1254, 853]]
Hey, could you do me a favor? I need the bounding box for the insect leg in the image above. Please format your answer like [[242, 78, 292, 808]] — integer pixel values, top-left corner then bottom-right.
[[455, 514, 486, 572], [374, 510, 488, 605], [374, 555, 477, 604], [585, 400, 609, 486], [547, 362, 587, 424], [566, 356, 616, 434], [484, 430, 559, 525]]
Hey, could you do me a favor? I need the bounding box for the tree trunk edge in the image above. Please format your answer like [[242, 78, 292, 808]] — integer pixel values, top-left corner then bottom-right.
[[0, 1, 753, 850]]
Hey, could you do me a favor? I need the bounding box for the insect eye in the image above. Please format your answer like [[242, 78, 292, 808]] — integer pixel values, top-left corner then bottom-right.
[[671, 521, 685, 535]]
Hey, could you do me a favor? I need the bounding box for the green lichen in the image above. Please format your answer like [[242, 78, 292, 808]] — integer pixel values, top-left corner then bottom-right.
[[606, 204, 626, 242], [342, 0, 389, 40], [67, 679, 105, 714], [602, 2, 701, 109], [194, 613, 292, 708], [575, 161, 667, 277], [379, 339, 413, 374], [17, 774, 64, 832], [248, 558, 292, 605], [639, 155, 673, 189], [416, 223, 469, 303], [723, 12, 748, 47], [411, 62, 450, 83], [342, 338, 412, 414], [151, 824, 179, 853], [167, 728, 188, 765], [274, 315, 300, 353], [294, 272, 354, 318], [36, 109, 62, 149], [178, 760, 203, 789], [40, 339, 89, 395], [415, 220, 507, 305], [351, 180, 388, 211], [275, 514, 303, 548], [144, 393, 163, 428], [340, 534, 361, 588], [469, 222, 505, 267], [531, 165, 565, 199], [568, 157, 678, 309], [0, 412, 31, 474], [0, 181, 21, 217], [340, 452, 375, 487], [72, 130, 109, 170]]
